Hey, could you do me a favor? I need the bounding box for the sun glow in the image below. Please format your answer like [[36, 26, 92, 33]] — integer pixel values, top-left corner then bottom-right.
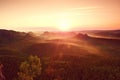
[[57, 18, 71, 31]]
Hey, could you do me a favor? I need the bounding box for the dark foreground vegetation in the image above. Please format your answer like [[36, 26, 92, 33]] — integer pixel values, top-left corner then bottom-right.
[[0, 29, 120, 80]]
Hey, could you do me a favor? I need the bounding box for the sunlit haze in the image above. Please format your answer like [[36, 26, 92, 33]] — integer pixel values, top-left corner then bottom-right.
[[0, 0, 120, 31]]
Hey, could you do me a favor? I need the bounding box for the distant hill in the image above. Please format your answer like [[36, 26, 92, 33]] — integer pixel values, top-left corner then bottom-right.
[[73, 33, 89, 39], [80, 30, 120, 38], [92, 30, 120, 38], [0, 29, 35, 45], [42, 31, 76, 37]]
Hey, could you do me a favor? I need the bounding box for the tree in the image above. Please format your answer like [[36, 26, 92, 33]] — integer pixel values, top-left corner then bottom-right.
[[17, 55, 41, 80]]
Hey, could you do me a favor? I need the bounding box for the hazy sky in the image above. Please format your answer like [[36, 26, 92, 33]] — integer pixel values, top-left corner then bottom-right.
[[0, 0, 120, 31]]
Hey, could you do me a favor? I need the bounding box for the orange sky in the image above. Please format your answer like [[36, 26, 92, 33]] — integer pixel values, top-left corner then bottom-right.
[[0, 0, 120, 31]]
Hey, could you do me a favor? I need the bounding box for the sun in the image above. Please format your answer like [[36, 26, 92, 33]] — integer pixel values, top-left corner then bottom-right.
[[59, 20, 70, 31], [57, 18, 71, 31]]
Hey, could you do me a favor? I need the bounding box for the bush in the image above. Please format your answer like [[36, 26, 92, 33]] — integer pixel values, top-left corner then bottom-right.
[[17, 55, 41, 80]]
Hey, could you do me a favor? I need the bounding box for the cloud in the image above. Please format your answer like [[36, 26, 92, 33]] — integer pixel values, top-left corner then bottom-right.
[[66, 6, 100, 11], [52, 6, 100, 17]]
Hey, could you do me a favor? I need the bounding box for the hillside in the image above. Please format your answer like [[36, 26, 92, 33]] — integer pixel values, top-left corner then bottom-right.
[[0, 30, 120, 80]]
